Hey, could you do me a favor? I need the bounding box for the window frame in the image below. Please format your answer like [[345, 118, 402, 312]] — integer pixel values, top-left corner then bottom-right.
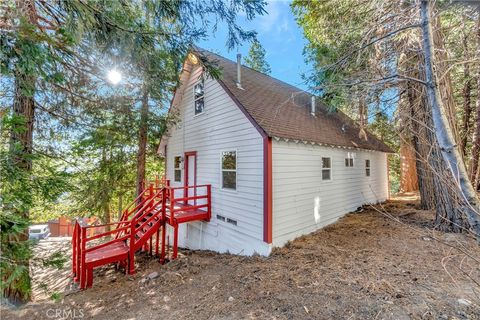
[[365, 159, 371, 177], [221, 150, 237, 191], [173, 155, 182, 182], [321, 157, 332, 181], [193, 79, 205, 116], [345, 152, 355, 167]]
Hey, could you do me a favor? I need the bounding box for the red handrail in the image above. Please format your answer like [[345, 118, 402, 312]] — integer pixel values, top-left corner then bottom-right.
[[170, 195, 208, 202], [131, 189, 164, 230], [168, 184, 211, 190], [85, 234, 131, 253], [117, 187, 151, 224], [86, 225, 131, 242], [84, 220, 131, 229], [115, 188, 158, 239], [72, 180, 170, 287], [166, 184, 211, 225]]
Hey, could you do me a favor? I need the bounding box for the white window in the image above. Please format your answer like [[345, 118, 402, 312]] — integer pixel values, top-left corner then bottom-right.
[[345, 152, 354, 167], [322, 157, 331, 181], [193, 80, 204, 115], [221, 151, 237, 190], [174, 156, 182, 182], [366, 159, 371, 177]]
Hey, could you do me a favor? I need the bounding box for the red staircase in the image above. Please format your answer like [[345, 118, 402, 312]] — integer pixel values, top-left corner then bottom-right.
[[71, 180, 211, 289]]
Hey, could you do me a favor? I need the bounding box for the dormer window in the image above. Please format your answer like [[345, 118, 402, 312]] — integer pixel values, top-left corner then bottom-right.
[[194, 80, 204, 115]]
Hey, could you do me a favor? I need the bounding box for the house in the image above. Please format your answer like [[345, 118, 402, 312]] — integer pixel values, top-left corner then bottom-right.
[[158, 50, 392, 256]]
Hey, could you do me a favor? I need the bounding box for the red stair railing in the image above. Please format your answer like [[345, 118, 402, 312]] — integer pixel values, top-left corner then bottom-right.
[[167, 184, 211, 225], [127, 188, 165, 274], [164, 184, 211, 260], [73, 220, 133, 287], [72, 183, 167, 287], [71, 179, 218, 288], [115, 186, 155, 236]]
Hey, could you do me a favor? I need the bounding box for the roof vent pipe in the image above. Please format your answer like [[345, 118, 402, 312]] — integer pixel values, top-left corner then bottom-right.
[[310, 95, 316, 116], [236, 53, 243, 89]]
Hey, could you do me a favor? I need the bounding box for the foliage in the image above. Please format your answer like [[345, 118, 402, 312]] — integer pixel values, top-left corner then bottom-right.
[[292, 0, 400, 192], [368, 111, 400, 193], [1, 112, 72, 302], [1, 0, 267, 302], [50, 292, 61, 302], [40, 251, 68, 270], [244, 39, 271, 74]]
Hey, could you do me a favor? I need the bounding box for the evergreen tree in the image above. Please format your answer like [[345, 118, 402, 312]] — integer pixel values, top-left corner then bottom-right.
[[1, 0, 266, 303], [244, 40, 271, 74], [292, 0, 480, 235]]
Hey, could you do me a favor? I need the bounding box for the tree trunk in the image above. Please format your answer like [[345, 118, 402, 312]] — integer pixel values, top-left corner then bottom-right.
[[3, 72, 35, 304], [400, 44, 436, 210], [118, 193, 123, 221], [470, 94, 480, 185], [431, 11, 460, 145], [420, 0, 480, 236], [470, 16, 480, 187], [10, 75, 35, 171], [4, 0, 38, 303], [399, 138, 418, 192], [136, 88, 149, 197], [460, 30, 472, 157], [358, 96, 368, 141], [103, 201, 112, 233]]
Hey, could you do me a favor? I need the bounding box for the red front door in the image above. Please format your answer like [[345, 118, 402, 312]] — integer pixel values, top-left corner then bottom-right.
[[184, 151, 197, 205]]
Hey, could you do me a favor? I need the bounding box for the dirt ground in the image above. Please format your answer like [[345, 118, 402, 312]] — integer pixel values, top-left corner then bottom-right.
[[2, 195, 480, 320]]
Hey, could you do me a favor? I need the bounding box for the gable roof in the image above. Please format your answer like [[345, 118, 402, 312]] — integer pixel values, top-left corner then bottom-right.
[[198, 50, 392, 153]]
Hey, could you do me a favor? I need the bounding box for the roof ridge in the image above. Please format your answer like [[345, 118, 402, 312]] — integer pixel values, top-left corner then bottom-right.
[[198, 48, 312, 96], [193, 48, 393, 153]]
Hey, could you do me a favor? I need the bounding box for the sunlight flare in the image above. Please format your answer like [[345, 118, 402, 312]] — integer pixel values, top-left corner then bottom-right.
[[107, 69, 122, 85]]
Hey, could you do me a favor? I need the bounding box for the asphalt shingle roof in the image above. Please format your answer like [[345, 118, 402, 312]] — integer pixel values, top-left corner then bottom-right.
[[202, 51, 392, 153]]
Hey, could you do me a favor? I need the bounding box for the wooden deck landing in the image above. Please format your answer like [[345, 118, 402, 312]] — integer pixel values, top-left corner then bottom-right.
[[86, 242, 129, 267], [166, 202, 209, 224]]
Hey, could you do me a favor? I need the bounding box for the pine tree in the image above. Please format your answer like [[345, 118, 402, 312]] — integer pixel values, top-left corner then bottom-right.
[[1, 0, 267, 303], [244, 40, 271, 74]]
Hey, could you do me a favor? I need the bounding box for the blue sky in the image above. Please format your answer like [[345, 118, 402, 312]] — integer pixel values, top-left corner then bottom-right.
[[197, 0, 310, 91]]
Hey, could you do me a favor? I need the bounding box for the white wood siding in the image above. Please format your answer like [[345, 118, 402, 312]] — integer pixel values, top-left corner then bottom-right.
[[272, 140, 389, 247], [164, 66, 269, 255]]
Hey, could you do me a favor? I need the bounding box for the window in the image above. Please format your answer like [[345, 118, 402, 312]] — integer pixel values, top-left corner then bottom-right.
[[345, 158, 354, 167], [366, 159, 371, 177], [345, 152, 354, 167], [194, 80, 204, 115], [222, 151, 237, 190], [174, 156, 182, 182], [322, 157, 331, 180]]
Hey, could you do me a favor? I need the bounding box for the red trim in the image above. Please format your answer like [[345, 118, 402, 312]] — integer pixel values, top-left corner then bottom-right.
[[164, 145, 168, 177], [263, 137, 272, 243], [184, 151, 197, 200], [217, 78, 273, 244], [165, 57, 273, 244]]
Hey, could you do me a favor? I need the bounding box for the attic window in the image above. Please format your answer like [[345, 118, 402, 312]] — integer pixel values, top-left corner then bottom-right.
[[194, 80, 204, 115]]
